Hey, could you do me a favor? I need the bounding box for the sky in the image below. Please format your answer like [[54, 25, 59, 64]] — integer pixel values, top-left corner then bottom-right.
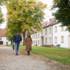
[[0, 0, 54, 29], [39, 0, 54, 20], [0, 5, 7, 29]]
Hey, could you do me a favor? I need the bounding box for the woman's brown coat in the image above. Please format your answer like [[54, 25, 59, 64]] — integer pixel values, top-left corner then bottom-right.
[[24, 37, 32, 51]]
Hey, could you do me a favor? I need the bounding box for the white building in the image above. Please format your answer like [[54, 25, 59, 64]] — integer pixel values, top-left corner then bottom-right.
[[52, 23, 70, 48], [31, 18, 70, 48], [31, 32, 42, 46], [0, 29, 9, 46]]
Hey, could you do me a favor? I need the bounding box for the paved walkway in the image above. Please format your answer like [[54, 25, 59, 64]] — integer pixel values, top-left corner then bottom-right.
[[0, 46, 70, 70]]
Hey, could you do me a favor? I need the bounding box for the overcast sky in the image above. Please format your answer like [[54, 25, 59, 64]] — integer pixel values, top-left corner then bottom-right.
[[0, 5, 7, 29], [0, 0, 53, 29]]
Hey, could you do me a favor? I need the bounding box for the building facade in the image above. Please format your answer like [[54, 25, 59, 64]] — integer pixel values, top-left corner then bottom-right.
[[31, 19, 70, 48], [52, 23, 70, 48], [0, 29, 10, 46]]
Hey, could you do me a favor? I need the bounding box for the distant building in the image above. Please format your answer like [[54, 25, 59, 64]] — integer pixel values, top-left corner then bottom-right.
[[0, 29, 9, 46], [31, 18, 70, 48], [31, 32, 42, 46]]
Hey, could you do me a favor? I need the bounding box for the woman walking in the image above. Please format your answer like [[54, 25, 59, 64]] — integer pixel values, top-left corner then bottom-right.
[[24, 35, 32, 55]]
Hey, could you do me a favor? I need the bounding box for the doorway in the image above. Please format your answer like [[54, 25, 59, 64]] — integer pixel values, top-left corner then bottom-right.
[[0, 41, 3, 45]]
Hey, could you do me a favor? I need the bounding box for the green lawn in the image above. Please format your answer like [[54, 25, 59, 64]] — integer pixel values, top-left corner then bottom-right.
[[20, 46, 70, 65]]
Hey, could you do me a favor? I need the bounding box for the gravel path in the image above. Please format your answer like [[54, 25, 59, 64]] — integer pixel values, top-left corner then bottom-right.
[[0, 46, 70, 70]]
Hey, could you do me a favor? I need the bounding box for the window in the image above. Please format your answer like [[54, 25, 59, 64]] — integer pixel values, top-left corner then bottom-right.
[[45, 28, 47, 35], [49, 37, 52, 43], [54, 36, 57, 43], [55, 26, 57, 32], [46, 38, 47, 43], [38, 40, 40, 45], [61, 27, 64, 31], [38, 33, 40, 38], [69, 35, 70, 37], [49, 27, 52, 33], [61, 36, 64, 43]]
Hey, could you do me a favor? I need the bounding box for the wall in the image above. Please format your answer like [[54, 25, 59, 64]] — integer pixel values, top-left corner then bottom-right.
[[31, 23, 70, 48]]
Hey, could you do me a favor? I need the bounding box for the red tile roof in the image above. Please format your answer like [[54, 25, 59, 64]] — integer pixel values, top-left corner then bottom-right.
[[0, 29, 7, 37]]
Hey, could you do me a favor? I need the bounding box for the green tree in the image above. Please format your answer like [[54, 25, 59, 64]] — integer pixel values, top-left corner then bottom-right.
[[0, 0, 8, 24], [0, 8, 3, 23], [53, 0, 70, 31], [6, 0, 46, 41]]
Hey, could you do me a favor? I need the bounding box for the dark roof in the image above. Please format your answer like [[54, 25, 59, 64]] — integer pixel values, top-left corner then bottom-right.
[[43, 18, 57, 28]]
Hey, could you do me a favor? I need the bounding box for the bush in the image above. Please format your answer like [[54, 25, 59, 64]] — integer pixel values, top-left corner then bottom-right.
[[43, 45, 54, 47]]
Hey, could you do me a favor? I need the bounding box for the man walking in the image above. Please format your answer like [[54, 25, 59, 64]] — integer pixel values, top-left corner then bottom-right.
[[13, 32, 22, 55]]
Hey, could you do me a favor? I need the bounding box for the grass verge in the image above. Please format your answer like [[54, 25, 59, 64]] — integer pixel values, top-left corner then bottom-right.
[[20, 46, 70, 64]]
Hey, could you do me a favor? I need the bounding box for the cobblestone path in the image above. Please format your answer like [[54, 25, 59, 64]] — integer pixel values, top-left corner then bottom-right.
[[0, 47, 70, 70]]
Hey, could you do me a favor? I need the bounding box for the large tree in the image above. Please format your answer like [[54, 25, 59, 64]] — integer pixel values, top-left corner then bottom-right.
[[53, 0, 70, 31], [0, 8, 3, 23], [6, 0, 46, 41], [0, 0, 8, 24]]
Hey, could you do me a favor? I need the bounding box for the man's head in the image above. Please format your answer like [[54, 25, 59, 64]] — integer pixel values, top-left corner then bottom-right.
[[16, 32, 20, 35]]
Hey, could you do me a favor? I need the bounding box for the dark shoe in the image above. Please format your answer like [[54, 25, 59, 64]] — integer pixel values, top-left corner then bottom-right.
[[16, 53, 18, 55], [27, 51, 30, 55]]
